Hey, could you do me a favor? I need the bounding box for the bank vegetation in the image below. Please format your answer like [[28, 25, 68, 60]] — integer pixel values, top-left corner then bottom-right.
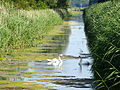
[[0, 1, 71, 57], [84, 1, 120, 90]]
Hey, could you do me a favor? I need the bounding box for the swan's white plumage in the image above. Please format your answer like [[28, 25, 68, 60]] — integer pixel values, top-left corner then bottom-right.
[[47, 54, 63, 66]]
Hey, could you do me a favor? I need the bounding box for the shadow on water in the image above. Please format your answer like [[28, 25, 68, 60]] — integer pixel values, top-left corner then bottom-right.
[[0, 12, 94, 89], [54, 78, 93, 88]]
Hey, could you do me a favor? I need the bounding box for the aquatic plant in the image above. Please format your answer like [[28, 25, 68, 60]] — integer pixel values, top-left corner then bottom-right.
[[0, 80, 49, 89], [84, 1, 120, 90]]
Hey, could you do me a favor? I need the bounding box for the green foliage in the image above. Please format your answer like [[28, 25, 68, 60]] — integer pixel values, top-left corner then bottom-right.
[[57, 0, 71, 8], [3, 0, 71, 9], [47, 0, 58, 8], [0, 2, 63, 56], [89, 0, 119, 5], [84, 1, 120, 90], [37, 0, 48, 9]]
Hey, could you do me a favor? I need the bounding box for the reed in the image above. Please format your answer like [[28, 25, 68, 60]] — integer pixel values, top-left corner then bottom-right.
[[83, 1, 120, 90], [0, 2, 63, 57]]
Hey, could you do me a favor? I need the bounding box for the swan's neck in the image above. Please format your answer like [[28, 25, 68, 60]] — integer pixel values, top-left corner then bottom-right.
[[58, 56, 62, 62], [79, 57, 82, 64]]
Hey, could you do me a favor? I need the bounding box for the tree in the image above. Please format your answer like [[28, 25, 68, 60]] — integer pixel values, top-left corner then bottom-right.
[[57, 0, 71, 8], [37, 0, 48, 9], [3, 0, 71, 9], [47, 0, 58, 8]]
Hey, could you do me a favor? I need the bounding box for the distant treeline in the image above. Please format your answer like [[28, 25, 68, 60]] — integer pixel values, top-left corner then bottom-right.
[[71, 0, 89, 7], [89, 0, 118, 5], [3, 0, 71, 9]]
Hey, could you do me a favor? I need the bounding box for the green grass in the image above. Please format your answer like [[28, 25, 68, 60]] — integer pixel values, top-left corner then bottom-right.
[[0, 2, 63, 57], [84, 1, 120, 90]]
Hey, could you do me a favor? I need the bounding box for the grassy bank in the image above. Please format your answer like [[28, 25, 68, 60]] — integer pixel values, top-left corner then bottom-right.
[[0, 2, 72, 57], [84, 1, 120, 90]]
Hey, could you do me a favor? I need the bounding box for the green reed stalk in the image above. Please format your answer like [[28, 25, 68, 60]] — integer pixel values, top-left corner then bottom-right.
[[0, 2, 64, 56], [84, 1, 120, 90]]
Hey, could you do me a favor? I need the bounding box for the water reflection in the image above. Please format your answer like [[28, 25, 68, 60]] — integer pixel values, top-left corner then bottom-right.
[[25, 57, 93, 89], [64, 13, 89, 57], [0, 12, 93, 90]]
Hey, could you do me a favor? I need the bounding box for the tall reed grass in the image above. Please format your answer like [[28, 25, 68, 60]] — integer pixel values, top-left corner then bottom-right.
[[84, 1, 120, 90], [0, 2, 63, 57]]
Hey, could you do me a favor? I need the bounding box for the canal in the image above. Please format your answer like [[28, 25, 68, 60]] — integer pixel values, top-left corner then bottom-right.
[[0, 12, 93, 90]]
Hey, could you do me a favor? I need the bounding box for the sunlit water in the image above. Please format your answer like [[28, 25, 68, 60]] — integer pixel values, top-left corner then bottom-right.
[[25, 13, 93, 89], [0, 12, 93, 89]]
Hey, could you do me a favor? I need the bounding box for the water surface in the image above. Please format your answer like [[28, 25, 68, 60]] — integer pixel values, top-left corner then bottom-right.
[[0, 12, 93, 90]]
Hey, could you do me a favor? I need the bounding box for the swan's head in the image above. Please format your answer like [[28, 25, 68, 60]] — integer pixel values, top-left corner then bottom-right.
[[78, 56, 82, 60], [59, 54, 63, 56], [59, 54, 64, 57]]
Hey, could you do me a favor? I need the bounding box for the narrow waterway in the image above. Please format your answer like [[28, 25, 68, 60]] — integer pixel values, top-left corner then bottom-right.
[[25, 12, 93, 89], [0, 12, 93, 89]]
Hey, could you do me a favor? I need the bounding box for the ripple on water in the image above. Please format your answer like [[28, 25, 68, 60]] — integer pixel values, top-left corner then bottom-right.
[[0, 12, 93, 90]]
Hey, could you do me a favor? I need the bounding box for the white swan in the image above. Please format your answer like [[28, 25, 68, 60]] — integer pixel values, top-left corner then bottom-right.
[[47, 54, 63, 66]]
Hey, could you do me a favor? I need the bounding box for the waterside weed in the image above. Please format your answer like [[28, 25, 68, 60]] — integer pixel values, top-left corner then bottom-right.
[[84, 1, 120, 90]]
